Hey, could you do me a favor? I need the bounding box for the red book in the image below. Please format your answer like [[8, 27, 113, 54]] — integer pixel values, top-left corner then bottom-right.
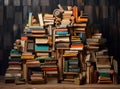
[[41, 67, 57, 71]]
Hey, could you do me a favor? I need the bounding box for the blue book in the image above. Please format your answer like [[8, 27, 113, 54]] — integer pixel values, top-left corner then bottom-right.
[[64, 60, 69, 72], [35, 44, 49, 51], [9, 58, 21, 62], [28, 12, 32, 26], [56, 32, 68, 35]]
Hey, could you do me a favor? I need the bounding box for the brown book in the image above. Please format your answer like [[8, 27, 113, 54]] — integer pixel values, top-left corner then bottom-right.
[[72, 6, 78, 22], [98, 80, 112, 84], [32, 30, 45, 34]]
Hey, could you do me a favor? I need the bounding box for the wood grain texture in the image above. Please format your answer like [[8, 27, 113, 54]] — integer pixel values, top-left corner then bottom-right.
[[0, 6, 3, 25]]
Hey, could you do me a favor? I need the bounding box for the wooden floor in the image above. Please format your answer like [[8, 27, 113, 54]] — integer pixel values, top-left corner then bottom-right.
[[0, 76, 120, 89]]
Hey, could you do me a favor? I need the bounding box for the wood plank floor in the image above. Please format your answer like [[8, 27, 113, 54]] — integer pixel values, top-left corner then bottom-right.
[[0, 76, 120, 89]]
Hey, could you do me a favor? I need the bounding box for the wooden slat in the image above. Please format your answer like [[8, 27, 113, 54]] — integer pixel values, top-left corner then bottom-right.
[[0, 6, 3, 25], [0, 0, 3, 5], [13, 0, 20, 6], [99, 6, 108, 19], [4, 0, 9, 6], [40, 0, 49, 6], [23, 0, 31, 6], [84, 5, 94, 24], [58, 0, 67, 6], [15, 12, 22, 24], [99, 0, 108, 6], [6, 6, 14, 19]]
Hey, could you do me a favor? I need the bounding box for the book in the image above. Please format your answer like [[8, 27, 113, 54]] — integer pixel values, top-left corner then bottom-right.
[[35, 38, 48, 44], [57, 4, 64, 12], [73, 23, 87, 27], [70, 44, 84, 50], [38, 13, 44, 27], [35, 44, 49, 51], [28, 12, 32, 26], [21, 55, 35, 60], [72, 6, 78, 22], [36, 53, 49, 57]]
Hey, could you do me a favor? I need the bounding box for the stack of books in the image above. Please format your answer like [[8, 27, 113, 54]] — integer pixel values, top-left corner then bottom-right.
[[64, 59, 80, 72], [34, 35, 50, 52], [26, 62, 44, 84], [30, 70, 44, 82], [35, 57, 58, 74], [87, 33, 105, 50], [63, 50, 80, 72], [43, 14, 55, 26], [5, 49, 22, 83], [55, 28, 70, 48], [61, 10, 73, 27], [96, 50, 113, 84], [70, 36, 84, 50], [21, 52, 34, 60], [62, 50, 80, 82], [24, 12, 44, 37]]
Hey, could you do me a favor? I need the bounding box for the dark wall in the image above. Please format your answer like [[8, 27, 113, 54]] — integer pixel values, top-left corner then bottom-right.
[[0, 0, 120, 82]]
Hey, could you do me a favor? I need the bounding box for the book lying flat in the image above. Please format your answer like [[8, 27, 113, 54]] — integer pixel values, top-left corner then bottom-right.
[[98, 80, 112, 84], [35, 38, 48, 44], [21, 55, 35, 60]]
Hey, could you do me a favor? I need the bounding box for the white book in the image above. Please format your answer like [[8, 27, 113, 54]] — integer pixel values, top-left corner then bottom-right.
[[38, 13, 44, 27]]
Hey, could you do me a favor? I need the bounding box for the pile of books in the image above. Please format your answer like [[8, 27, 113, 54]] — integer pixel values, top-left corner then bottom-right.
[[64, 59, 80, 72], [35, 57, 58, 74], [63, 50, 80, 72], [61, 10, 73, 27], [25, 60, 44, 84], [87, 33, 105, 50], [43, 14, 55, 26], [30, 70, 44, 82], [55, 28, 70, 48], [96, 50, 113, 84], [70, 36, 84, 50], [5, 49, 22, 83]]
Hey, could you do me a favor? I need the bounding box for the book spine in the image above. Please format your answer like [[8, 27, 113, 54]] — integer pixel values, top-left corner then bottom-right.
[[28, 12, 32, 26], [38, 13, 44, 27], [64, 60, 69, 72]]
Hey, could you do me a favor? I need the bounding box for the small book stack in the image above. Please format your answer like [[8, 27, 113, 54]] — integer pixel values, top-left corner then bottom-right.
[[21, 52, 34, 60], [63, 50, 80, 72], [30, 70, 44, 83], [35, 57, 58, 79], [60, 10, 73, 27], [55, 28, 70, 49], [96, 50, 113, 84], [61, 50, 80, 82], [87, 33, 104, 50], [71, 9, 88, 51], [64, 58, 80, 72], [24, 12, 44, 37], [43, 14, 55, 26], [5, 48, 22, 83], [40, 59, 58, 74], [70, 36, 84, 51], [26, 61, 44, 84]]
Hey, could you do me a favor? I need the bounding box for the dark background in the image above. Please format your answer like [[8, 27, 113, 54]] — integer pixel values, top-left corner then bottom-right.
[[0, 0, 120, 83]]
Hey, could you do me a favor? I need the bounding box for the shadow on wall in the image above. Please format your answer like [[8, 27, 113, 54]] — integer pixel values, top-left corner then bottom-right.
[[0, 48, 12, 75]]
